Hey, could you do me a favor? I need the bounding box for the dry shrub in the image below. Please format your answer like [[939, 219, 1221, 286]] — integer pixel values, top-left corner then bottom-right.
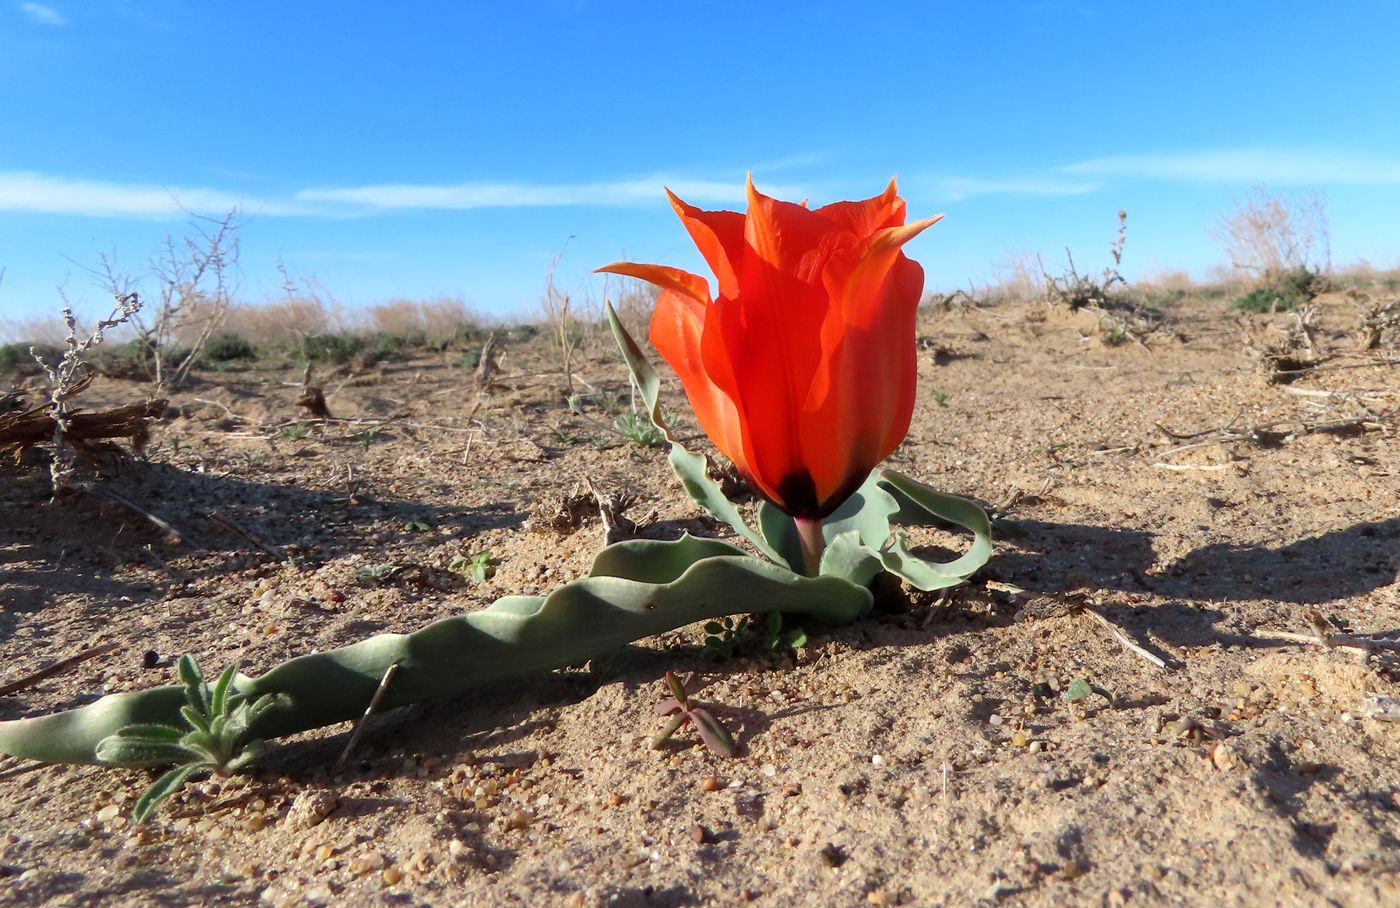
[[366, 296, 481, 348], [0, 314, 74, 347], [1214, 187, 1331, 281], [1135, 268, 1196, 295], [92, 209, 244, 391], [983, 251, 1045, 305], [220, 294, 341, 350], [1039, 211, 1128, 311]]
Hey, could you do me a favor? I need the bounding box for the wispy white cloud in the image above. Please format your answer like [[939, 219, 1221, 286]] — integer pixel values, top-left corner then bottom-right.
[[0, 170, 806, 219], [296, 175, 805, 210], [0, 171, 287, 218], [922, 148, 1400, 203], [923, 174, 1100, 202], [20, 2, 66, 25], [1062, 148, 1400, 185]]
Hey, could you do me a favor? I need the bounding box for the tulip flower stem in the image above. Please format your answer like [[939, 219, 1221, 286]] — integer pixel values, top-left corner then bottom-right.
[[794, 518, 826, 577]]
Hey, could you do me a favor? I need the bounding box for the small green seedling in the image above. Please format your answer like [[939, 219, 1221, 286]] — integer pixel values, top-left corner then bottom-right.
[[930, 390, 949, 407], [762, 611, 807, 652], [402, 519, 433, 533], [651, 671, 738, 758], [1063, 677, 1114, 707], [357, 563, 396, 584], [353, 426, 382, 449], [614, 410, 665, 448], [702, 615, 750, 661], [280, 422, 311, 440], [95, 655, 280, 824], [449, 550, 495, 583]]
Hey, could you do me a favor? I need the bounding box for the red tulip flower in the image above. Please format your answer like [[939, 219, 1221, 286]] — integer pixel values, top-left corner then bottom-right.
[[598, 178, 940, 571]]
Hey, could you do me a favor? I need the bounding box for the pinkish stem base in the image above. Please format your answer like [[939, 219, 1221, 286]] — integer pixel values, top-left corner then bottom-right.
[[795, 518, 825, 577]]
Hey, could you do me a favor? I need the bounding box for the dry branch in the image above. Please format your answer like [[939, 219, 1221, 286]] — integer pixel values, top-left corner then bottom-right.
[[0, 399, 165, 453]]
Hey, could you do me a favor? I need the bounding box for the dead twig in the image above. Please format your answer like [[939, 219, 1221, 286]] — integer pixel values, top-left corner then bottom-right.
[[1363, 694, 1400, 722], [207, 511, 286, 560], [1253, 611, 1400, 655], [1151, 462, 1232, 473], [88, 485, 196, 548], [0, 758, 47, 781], [0, 642, 120, 697], [334, 663, 400, 774], [1084, 608, 1169, 670]]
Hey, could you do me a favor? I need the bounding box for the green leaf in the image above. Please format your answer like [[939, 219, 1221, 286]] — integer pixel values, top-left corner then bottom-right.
[[818, 530, 886, 589], [1065, 678, 1094, 702], [211, 663, 238, 716], [688, 707, 738, 758], [223, 738, 268, 773], [589, 533, 748, 585], [107, 724, 184, 742], [605, 301, 784, 563], [179, 705, 210, 734], [757, 503, 803, 573], [177, 655, 208, 713], [132, 763, 200, 825], [95, 735, 201, 768], [666, 671, 688, 704], [0, 538, 871, 766], [650, 712, 688, 749], [822, 473, 903, 548], [872, 470, 993, 591]]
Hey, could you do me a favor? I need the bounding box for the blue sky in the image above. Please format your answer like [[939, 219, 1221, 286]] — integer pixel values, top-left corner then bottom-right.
[[3, 1, 1399, 327]]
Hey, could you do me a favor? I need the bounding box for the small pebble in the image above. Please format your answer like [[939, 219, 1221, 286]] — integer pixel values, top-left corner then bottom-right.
[[504, 808, 532, 831], [381, 866, 403, 886], [285, 789, 339, 830], [690, 824, 710, 845], [699, 776, 720, 792], [349, 852, 385, 875]]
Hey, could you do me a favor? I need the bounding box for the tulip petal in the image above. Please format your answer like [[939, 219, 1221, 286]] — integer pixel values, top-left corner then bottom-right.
[[595, 261, 712, 307], [800, 215, 943, 499], [665, 189, 746, 300], [648, 289, 749, 478], [812, 178, 906, 236], [718, 177, 861, 514]]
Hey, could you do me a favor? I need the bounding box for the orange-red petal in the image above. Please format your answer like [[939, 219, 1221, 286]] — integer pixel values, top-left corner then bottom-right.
[[665, 189, 746, 300]]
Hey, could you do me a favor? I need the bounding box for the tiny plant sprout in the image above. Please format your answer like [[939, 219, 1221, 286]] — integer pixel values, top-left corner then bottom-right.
[[1063, 677, 1114, 707], [95, 655, 282, 824], [651, 671, 738, 758]]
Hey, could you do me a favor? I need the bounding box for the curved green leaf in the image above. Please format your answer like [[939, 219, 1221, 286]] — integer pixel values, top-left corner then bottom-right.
[[589, 534, 747, 584], [0, 538, 870, 766], [94, 737, 202, 768], [819, 530, 886, 589], [132, 764, 200, 825], [873, 469, 994, 590], [757, 503, 803, 573]]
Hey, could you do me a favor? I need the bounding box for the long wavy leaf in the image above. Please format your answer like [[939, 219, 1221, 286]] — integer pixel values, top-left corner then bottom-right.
[[0, 538, 869, 765]]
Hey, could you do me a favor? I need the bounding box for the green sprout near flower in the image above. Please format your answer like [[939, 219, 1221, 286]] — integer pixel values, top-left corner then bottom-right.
[[651, 671, 738, 758], [94, 656, 281, 824], [449, 549, 495, 582], [613, 410, 666, 448], [702, 615, 751, 661]]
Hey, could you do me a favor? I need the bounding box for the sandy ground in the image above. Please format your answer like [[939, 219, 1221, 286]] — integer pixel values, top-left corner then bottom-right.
[[1, 291, 1398, 907]]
